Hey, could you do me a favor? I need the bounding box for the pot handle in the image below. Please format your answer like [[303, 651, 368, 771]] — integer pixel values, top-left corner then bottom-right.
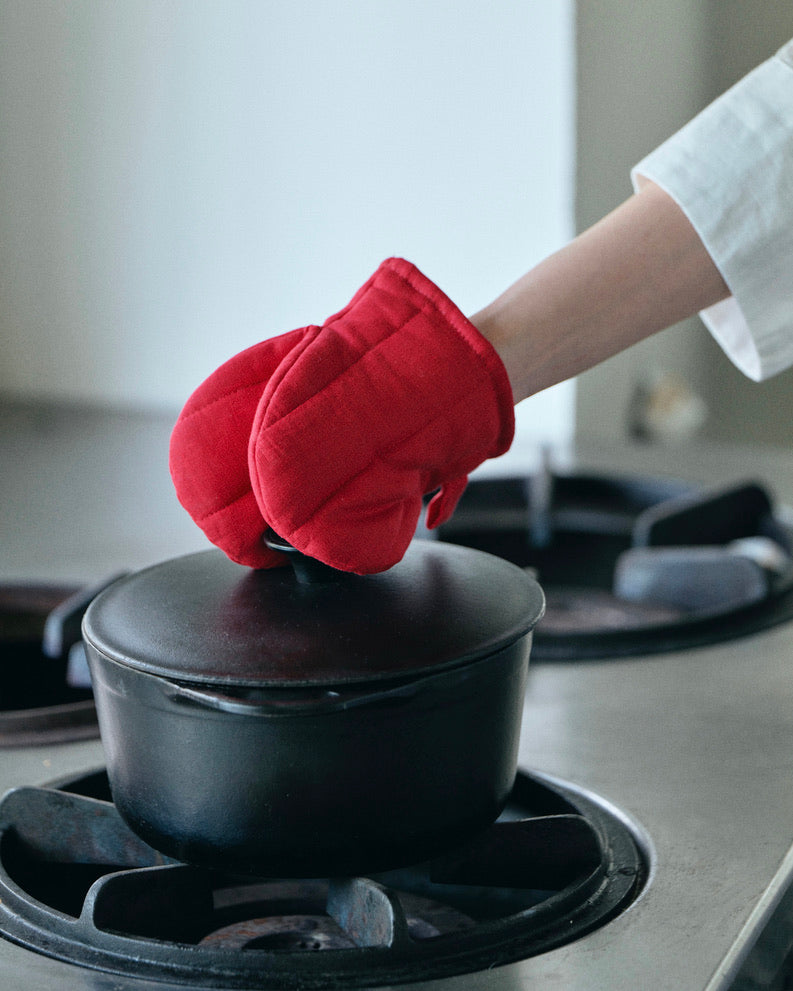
[[161, 677, 423, 717]]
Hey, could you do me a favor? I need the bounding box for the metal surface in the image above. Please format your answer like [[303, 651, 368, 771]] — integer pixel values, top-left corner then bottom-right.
[[4, 400, 793, 988]]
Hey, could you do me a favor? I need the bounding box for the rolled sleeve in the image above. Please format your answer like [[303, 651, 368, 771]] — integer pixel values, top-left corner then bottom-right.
[[631, 42, 793, 382]]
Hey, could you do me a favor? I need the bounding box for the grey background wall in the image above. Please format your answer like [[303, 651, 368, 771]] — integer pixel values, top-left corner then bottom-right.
[[575, 1, 793, 445]]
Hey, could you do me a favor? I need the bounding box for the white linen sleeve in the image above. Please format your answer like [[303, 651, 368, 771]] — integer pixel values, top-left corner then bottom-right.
[[631, 41, 793, 382]]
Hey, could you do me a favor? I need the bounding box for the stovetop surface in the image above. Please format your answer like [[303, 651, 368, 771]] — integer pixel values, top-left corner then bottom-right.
[[4, 400, 793, 990]]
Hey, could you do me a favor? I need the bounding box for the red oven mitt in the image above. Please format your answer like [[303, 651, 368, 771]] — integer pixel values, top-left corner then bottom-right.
[[170, 257, 514, 573], [248, 257, 514, 573]]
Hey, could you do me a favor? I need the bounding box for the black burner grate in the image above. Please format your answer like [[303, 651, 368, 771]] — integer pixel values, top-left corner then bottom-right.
[[0, 582, 104, 746], [437, 472, 793, 659], [0, 768, 646, 988]]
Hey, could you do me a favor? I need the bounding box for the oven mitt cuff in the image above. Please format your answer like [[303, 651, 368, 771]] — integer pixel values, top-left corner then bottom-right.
[[248, 257, 515, 574], [169, 328, 309, 569]]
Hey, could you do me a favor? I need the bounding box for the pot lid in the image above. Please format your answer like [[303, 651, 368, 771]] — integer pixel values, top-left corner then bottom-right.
[[82, 542, 544, 687]]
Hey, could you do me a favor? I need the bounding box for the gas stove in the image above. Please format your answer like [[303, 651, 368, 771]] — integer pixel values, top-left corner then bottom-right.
[[3, 400, 793, 990], [0, 764, 644, 988]]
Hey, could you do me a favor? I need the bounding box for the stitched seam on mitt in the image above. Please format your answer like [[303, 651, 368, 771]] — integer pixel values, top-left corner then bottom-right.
[[177, 377, 269, 424], [258, 315, 412, 430], [384, 260, 513, 452], [259, 270, 508, 447], [389, 262, 512, 436], [196, 487, 256, 525], [270, 387, 478, 536]]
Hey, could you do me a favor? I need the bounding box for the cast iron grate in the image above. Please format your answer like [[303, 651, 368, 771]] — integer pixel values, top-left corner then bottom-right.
[[0, 768, 646, 988], [437, 472, 793, 659], [0, 581, 115, 746]]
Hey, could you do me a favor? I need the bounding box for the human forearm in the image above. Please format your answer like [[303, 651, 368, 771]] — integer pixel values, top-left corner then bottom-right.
[[471, 181, 730, 404]]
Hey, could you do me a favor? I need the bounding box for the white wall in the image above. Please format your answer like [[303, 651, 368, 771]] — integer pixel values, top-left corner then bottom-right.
[[0, 1, 576, 445]]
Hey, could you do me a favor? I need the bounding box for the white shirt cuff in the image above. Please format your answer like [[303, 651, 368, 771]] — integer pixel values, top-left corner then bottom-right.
[[631, 41, 793, 382]]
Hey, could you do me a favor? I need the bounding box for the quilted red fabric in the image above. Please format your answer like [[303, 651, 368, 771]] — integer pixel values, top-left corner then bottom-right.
[[170, 258, 514, 573], [249, 258, 514, 573], [169, 328, 308, 568]]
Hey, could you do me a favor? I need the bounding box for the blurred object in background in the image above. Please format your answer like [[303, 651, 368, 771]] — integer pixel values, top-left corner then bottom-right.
[[628, 370, 708, 444]]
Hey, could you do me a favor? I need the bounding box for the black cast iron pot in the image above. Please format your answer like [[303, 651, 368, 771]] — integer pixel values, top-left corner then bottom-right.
[[82, 539, 544, 877]]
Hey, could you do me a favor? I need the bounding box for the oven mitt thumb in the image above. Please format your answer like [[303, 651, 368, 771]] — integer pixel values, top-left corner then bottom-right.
[[248, 257, 515, 573], [169, 327, 309, 569]]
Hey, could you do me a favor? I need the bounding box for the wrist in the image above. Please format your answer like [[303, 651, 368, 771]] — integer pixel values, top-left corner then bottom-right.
[[471, 182, 730, 405]]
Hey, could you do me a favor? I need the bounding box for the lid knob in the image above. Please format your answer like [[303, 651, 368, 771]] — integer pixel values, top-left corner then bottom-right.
[[264, 529, 347, 584]]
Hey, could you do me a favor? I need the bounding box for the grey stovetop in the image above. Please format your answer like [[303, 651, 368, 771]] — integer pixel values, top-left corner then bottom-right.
[[3, 398, 793, 990]]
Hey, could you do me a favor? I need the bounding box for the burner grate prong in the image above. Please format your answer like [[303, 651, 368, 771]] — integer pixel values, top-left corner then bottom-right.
[[0, 787, 167, 868], [327, 877, 409, 949], [428, 814, 603, 890]]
